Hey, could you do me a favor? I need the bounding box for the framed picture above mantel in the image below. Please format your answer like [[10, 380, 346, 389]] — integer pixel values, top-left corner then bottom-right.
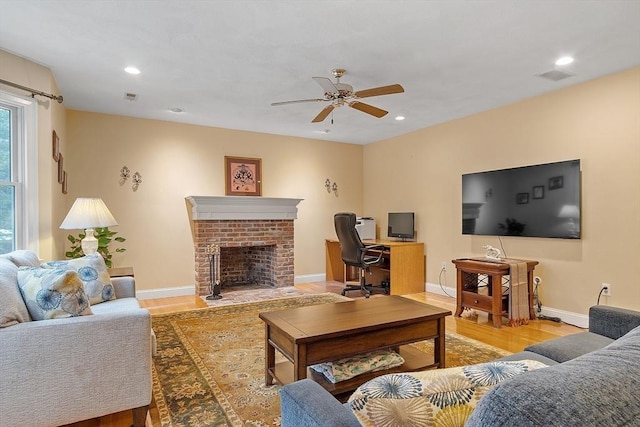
[[224, 156, 262, 196]]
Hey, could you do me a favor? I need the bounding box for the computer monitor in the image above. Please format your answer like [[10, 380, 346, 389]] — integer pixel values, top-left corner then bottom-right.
[[387, 212, 415, 239]]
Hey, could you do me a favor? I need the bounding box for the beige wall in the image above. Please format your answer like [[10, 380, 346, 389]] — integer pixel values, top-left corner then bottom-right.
[[3, 50, 639, 314], [65, 112, 364, 291], [0, 50, 67, 260], [364, 67, 640, 313]]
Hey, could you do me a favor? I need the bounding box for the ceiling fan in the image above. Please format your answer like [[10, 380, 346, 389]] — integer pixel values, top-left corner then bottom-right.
[[271, 68, 404, 123]]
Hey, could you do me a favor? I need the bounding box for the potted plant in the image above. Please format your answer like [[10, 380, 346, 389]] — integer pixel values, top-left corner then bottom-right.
[[66, 227, 126, 268], [498, 218, 526, 236]]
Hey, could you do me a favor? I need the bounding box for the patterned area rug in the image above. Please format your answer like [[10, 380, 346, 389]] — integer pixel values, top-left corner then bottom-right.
[[151, 293, 510, 426]]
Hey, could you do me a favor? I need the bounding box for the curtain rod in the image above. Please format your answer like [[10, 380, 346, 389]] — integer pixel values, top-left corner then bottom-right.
[[0, 78, 63, 103]]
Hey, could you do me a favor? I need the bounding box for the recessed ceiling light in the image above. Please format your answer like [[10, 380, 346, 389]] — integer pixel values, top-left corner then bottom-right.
[[395, 116, 405, 121], [555, 56, 574, 66], [124, 66, 141, 75], [169, 107, 184, 113]]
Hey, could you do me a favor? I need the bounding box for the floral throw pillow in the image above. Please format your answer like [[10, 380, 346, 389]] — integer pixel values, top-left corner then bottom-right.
[[310, 349, 405, 383], [41, 254, 115, 305], [17, 267, 93, 320]]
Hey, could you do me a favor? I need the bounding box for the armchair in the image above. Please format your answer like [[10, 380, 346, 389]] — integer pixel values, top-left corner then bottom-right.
[[0, 251, 152, 427], [334, 212, 388, 298]]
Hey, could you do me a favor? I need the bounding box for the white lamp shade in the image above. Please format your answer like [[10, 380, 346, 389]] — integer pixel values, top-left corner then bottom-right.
[[60, 198, 118, 229], [558, 204, 580, 219]]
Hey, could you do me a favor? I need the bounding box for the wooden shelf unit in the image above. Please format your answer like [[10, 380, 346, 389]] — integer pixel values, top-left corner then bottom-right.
[[325, 239, 425, 295]]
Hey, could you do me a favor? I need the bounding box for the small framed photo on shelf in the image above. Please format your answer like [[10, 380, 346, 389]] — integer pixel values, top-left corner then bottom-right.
[[225, 156, 262, 196], [533, 185, 544, 199], [549, 176, 564, 190], [58, 154, 64, 184], [62, 171, 68, 194], [52, 131, 60, 161], [516, 192, 529, 204]]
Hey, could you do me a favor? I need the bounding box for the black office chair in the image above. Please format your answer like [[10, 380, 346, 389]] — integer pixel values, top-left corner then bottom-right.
[[334, 212, 389, 298]]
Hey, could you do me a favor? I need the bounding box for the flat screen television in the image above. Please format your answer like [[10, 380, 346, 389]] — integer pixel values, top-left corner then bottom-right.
[[388, 212, 415, 240], [462, 159, 581, 239]]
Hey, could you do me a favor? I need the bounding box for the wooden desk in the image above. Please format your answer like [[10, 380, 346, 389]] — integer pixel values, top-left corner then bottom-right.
[[452, 258, 538, 328], [325, 239, 425, 295], [260, 296, 450, 396]]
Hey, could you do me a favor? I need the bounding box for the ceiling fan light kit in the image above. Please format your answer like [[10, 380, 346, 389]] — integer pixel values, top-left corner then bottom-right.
[[271, 68, 404, 123]]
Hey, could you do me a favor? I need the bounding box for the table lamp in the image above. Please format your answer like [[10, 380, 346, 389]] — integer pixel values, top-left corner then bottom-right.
[[60, 198, 118, 255], [558, 204, 580, 238]]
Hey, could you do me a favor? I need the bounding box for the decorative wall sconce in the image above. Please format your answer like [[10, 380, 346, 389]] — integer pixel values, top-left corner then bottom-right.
[[120, 166, 142, 191], [119, 166, 131, 185], [324, 179, 338, 196], [132, 172, 142, 192], [485, 188, 493, 200]]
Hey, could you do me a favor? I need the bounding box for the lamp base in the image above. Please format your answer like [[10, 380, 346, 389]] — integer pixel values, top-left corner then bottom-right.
[[81, 228, 99, 255]]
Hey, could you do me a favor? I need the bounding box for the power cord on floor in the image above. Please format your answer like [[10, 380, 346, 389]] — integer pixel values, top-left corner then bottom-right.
[[438, 266, 455, 298]]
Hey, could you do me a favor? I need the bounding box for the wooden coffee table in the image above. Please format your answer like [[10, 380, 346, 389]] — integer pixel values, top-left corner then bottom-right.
[[259, 296, 451, 395]]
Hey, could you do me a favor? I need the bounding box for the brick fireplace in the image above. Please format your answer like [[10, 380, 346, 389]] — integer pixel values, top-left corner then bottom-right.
[[186, 196, 303, 296]]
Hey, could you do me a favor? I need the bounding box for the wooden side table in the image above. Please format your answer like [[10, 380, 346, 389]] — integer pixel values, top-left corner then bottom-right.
[[107, 266, 134, 278], [452, 258, 538, 328]]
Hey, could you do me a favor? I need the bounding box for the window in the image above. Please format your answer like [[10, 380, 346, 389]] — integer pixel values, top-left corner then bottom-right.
[[0, 91, 37, 253]]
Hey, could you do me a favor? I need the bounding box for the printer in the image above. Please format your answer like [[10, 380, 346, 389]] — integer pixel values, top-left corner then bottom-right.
[[355, 217, 376, 240]]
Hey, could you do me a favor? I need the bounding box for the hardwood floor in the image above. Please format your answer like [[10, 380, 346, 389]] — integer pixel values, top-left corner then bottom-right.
[[68, 281, 584, 427]]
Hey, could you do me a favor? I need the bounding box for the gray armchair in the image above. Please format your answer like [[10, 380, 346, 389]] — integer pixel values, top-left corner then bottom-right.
[[0, 252, 152, 427]]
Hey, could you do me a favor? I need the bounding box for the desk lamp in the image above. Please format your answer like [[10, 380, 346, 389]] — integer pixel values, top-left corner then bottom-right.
[[60, 198, 118, 255]]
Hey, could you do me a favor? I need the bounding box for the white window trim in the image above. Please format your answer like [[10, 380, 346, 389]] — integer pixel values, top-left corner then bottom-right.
[[1, 90, 38, 252]]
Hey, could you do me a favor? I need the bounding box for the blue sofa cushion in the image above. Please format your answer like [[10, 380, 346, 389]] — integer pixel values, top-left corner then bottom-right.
[[466, 326, 640, 426], [280, 379, 361, 427], [524, 331, 614, 363]]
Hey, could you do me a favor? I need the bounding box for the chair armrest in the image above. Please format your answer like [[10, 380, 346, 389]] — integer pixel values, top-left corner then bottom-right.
[[112, 276, 136, 298], [280, 379, 361, 427], [0, 309, 152, 426], [589, 305, 640, 339], [361, 244, 387, 266]]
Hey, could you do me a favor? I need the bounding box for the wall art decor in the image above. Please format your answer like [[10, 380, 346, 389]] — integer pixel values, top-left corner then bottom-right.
[[225, 156, 262, 196], [58, 154, 64, 184], [52, 130, 60, 161], [532, 185, 544, 199], [516, 192, 529, 204], [549, 176, 564, 190], [62, 171, 68, 194]]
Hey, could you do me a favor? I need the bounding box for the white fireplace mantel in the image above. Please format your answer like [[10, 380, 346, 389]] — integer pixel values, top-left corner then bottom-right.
[[186, 196, 304, 220]]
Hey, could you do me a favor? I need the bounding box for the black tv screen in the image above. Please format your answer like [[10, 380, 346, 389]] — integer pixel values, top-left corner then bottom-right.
[[388, 212, 415, 239], [462, 159, 581, 239]]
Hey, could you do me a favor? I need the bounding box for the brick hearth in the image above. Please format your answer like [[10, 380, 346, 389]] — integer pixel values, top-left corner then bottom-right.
[[186, 196, 303, 296]]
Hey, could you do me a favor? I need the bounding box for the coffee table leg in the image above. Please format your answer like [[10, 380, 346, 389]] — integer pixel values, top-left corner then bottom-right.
[[265, 324, 275, 386], [293, 344, 307, 381], [435, 318, 446, 368]]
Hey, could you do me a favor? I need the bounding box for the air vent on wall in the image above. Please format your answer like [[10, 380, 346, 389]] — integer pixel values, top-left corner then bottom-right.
[[536, 69, 574, 82], [124, 92, 138, 101]]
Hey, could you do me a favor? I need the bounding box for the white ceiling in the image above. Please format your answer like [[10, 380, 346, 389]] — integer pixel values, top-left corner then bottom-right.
[[1, 0, 639, 144]]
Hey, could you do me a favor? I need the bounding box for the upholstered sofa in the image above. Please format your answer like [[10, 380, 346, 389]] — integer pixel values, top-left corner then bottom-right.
[[280, 305, 640, 426], [0, 250, 152, 427]]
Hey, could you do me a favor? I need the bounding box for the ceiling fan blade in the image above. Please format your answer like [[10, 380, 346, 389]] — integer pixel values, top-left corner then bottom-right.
[[271, 98, 328, 106], [312, 77, 339, 94], [311, 105, 335, 123], [349, 101, 388, 118], [354, 84, 404, 99]]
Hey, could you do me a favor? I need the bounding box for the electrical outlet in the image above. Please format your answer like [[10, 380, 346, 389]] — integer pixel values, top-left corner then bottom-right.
[[441, 262, 447, 271], [601, 283, 612, 296]]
